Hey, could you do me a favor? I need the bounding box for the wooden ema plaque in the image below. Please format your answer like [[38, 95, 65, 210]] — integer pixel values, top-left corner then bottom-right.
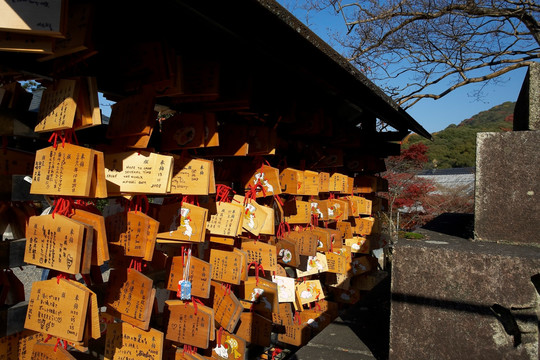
[[273, 302, 293, 326], [310, 200, 329, 222], [24, 214, 86, 275], [0, 333, 19, 360], [209, 249, 243, 285], [32, 343, 76, 359], [232, 195, 268, 236], [350, 256, 373, 276], [319, 172, 330, 193], [277, 322, 311, 347], [170, 156, 216, 195], [234, 248, 248, 282], [104, 322, 164, 360], [73, 77, 101, 131], [18, 330, 45, 360], [311, 228, 330, 252], [337, 221, 353, 239], [39, 3, 94, 62], [156, 202, 208, 243], [160, 113, 206, 150], [357, 197, 372, 215], [25, 279, 89, 342], [106, 269, 154, 326], [327, 199, 349, 221], [211, 281, 242, 333], [235, 312, 272, 347], [31, 144, 103, 197], [211, 329, 246, 360], [296, 280, 325, 305], [243, 165, 281, 198], [0, 0, 67, 36], [295, 253, 329, 277], [345, 237, 369, 254], [165, 300, 213, 349], [259, 205, 275, 235], [242, 277, 278, 314], [35, 79, 78, 132], [303, 170, 319, 196], [167, 255, 212, 299], [325, 252, 348, 274], [275, 238, 300, 268], [206, 202, 243, 237], [240, 239, 277, 272], [68, 280, 100, 340], [284, 200, 310, 224], [71, 209, 110, 266], [209, 235, 235, 246], [299, 309, 332, 334], [287, 231, 318, 257], [272, 275, 295, 303], [279, 168, 304, 195], [328, 173, 349, 193], [104, 151, 173, 195], [108, 211, 158, 259], [342, 196, 358, 217], [106, 92, 155, 139], [354, 217, 375, 235]]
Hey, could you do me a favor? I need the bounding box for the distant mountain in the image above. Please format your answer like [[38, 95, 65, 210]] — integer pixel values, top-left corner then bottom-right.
[[404, 101, 515, 169]]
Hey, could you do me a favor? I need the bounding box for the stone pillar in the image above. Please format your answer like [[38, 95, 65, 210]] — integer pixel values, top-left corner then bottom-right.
[[389, 234, 540, 360], [514, 62, 540, 131], [474, 131, 540, 245]]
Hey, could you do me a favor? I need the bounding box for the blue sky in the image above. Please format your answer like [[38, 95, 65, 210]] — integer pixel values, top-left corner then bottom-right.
[[278, 1, 528, 134]]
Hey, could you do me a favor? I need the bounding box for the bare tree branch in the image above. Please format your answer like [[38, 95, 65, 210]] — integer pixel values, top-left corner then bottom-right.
[[299, 0, 540, 108]]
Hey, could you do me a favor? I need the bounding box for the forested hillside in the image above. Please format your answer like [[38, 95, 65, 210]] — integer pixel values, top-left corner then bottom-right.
[[404, 102, 515, 168]]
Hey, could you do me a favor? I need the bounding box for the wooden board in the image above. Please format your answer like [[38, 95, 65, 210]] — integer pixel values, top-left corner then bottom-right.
[[17, 331, 44, 360], [31, 343, 76, 359], [24, 214, 86, 274], [328, 173, 349, 193], [232, 195, 268, 236], [71, 208, 109, 266], [284, 200, 310, 224], [0, 0, 66, 36], [167, 255, 212, 299], [35, 79, 78, 132], [325, 252, 348, 274], [211, 281, 243, 333], [104, 151, 173, 195], [234, 312, 272, 348], [25, 279, 89, 342], [0, 31, 54, 53], [240, 239, 277, 272], [243, 165, 282, 198], [165, 300, 213, 349], [104, 322, 164, 360], [295, 252, 329, 277], [209, 249, 243, 285], [106, 92, 155, 138], [211, 329, 246, 360], [30, 144, 95, 197], [170, 157, 216, 195], [106, 269, 154, 323], [206, 202, 243, 237], [296, 279, 325, 305], [303, 170, 319, 196], [156, 202, 208, 243]]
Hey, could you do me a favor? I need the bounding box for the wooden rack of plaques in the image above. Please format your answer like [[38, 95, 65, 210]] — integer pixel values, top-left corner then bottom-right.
[[0, 3, 393, 360]]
